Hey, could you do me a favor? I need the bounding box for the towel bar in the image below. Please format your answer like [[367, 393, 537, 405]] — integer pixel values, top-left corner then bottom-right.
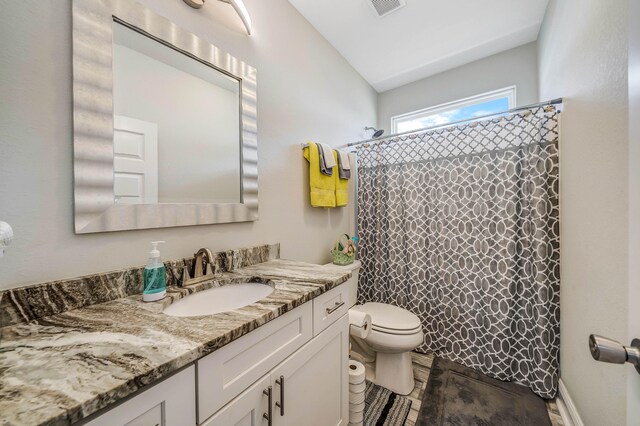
[[300, 143, 356, 153]]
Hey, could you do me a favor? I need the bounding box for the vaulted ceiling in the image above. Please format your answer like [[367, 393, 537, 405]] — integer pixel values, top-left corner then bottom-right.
[[287, 0, 549, 92]]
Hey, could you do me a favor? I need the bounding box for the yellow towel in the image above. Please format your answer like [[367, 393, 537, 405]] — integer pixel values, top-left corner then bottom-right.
[[335, 150, 348, 207], [303, 142, 336, 207]]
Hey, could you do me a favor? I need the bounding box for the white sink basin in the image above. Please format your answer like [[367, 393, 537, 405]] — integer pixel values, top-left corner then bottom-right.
[[163, 283, 274, 317]]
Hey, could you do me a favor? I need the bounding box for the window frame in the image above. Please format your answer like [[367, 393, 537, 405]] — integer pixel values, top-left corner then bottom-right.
[[390, 86, 517, 134]]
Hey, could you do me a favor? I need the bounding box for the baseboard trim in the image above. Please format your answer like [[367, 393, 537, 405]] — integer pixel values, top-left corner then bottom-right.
[[556, 379, 584, 426]]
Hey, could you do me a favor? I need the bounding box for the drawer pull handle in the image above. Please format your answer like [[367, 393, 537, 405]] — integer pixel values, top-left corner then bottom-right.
[[326, 301, 345, 315], [275, 375, 285, 416], [263, 386, 273, 426]]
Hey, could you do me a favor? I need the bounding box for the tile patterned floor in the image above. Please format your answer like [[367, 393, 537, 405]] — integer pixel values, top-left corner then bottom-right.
[[404, 352, 564, 426]]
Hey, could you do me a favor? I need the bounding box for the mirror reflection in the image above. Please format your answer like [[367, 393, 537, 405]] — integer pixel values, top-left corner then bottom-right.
[[112, 21, 241, 205]]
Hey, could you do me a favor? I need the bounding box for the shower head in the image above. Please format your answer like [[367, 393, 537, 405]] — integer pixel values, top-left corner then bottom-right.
[[365, 126, 385, 138]]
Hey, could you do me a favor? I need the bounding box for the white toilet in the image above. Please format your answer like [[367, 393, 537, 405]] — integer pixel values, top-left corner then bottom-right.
[[333, 261, 424, 395], [350, 302, 423, 395]]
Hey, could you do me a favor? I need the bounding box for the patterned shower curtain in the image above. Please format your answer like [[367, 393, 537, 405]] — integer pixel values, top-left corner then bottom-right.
[[356, 107, 560, 399]]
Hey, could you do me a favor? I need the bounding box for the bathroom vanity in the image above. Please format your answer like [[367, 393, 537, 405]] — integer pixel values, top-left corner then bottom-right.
[[0, 245, 357, 425], [88, 281, 354, 426]]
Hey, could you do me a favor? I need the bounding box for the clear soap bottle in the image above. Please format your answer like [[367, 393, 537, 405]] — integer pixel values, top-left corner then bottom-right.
[[143, 241, 166, 302]]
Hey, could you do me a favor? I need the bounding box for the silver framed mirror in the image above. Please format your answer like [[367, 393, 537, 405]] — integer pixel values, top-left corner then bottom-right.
[[72, 0, 258, 234]]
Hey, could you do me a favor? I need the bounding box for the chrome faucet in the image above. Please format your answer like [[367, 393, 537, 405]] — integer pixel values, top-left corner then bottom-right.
[[182, 248, 216, 286]]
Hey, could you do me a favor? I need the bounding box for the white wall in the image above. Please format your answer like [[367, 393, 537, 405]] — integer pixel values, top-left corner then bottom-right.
[[377, 42, 538, 130], [538, 1, 629, 424], [0, 0, 376, 290]]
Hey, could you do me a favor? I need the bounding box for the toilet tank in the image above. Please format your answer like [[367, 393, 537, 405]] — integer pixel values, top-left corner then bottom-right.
[[326, 260, 360, 307]]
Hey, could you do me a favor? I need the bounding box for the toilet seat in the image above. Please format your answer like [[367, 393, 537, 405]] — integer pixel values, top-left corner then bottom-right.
[[372, 323, 423, 335], [364, 327, 424, 353], [353, 302, 422, 335]]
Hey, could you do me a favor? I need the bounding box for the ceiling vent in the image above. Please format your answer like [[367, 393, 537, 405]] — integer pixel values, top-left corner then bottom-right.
[[368, 0, 406, 17]]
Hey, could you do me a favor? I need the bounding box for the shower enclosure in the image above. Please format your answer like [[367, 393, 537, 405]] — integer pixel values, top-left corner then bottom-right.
[[355, 104, 560, 399]]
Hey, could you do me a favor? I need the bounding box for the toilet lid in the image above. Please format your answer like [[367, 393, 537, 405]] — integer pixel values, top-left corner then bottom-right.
[[354, 302, 422, 333]]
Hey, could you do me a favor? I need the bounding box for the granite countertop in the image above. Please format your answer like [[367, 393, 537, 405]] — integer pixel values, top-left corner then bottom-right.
[[0, 259, 353, 426]]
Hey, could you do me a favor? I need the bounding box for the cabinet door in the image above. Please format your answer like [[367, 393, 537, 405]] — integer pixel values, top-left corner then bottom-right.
[[86, 366, 195, 426], [271, 314, 349, 426], [201, 374, 270, 426]]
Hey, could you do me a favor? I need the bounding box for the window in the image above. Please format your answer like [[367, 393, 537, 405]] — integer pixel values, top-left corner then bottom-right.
[[391, 86, 516, 134]]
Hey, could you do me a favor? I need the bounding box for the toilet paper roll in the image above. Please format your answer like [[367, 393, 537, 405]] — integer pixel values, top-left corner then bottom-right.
[[349, 412, 364, 424], [349, 410, 364, 424], [349, 400, 365, 413], [348, 360, 366, 384], [349, 381, 366, 394], [348, 309, 372, 339], [349, 390, 365, 405]]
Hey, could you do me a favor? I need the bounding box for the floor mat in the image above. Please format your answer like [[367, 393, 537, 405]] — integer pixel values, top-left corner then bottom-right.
[[364, 381, 413, 426], [417, 357, 552, 426]]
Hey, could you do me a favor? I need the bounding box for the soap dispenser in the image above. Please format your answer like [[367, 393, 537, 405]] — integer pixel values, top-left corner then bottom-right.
[[143, 241, 167, 302]]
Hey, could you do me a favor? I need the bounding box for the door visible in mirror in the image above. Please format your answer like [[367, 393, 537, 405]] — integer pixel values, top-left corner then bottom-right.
[[112, 21, 241, 205]]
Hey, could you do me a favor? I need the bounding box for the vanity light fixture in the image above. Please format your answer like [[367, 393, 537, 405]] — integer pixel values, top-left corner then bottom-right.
[[183, 0, 252, 35], [0, 221, 13, 258]]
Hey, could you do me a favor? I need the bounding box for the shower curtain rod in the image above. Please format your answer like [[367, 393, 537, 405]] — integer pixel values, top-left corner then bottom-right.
[[346, 97, 563, 148]]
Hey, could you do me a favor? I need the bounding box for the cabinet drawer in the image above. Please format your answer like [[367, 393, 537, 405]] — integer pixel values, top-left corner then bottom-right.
[[313, 282, 352, 336], [197, 302, 312, 423]]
